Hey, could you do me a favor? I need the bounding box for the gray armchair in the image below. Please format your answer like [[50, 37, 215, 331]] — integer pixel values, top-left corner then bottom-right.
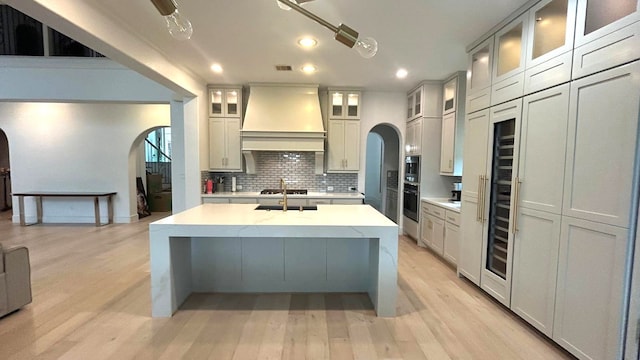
[[0, 243, 32, 318]]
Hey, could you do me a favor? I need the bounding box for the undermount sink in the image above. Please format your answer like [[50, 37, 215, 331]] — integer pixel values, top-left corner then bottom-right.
[[254, 205, 318, 211]]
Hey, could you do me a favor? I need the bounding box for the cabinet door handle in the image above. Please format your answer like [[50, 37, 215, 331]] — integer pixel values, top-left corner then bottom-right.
[[511, 178, 522, 234], [476, 175, 482, 221], [480, 175, 487, 222]]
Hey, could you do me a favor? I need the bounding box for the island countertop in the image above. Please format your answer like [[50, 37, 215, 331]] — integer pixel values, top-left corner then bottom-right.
[[149, 204, 398, 318], [152, 203, 394, 228]]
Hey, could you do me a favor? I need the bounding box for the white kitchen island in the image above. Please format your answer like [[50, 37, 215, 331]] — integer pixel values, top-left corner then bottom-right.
[[149, 203, 398, 317]]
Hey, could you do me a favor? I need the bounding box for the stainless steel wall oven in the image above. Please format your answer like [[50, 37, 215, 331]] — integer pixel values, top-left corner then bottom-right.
[[403, 183, 419, 222]]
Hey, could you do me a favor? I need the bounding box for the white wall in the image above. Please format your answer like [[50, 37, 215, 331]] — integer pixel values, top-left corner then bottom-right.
[[0, 102, 170, 223], [359, 91, 406, 192]]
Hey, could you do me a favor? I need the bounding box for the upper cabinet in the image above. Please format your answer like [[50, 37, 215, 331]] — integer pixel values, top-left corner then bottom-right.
[[523, 0, 578, 94], [408, 82, 442, 121], [209, 87, 242, 117], [466, 37, 494, 114], [328, 89, 361, 120], [326, 119, 360, 172], [572, 0, 640, 79], [440, 72, 466, 176], [491, 13, 529, 105]]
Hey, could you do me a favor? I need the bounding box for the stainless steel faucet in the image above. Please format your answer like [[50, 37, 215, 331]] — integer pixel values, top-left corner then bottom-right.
[[279, 178, 288, 211]]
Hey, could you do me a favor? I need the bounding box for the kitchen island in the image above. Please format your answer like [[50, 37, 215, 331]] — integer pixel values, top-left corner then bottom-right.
[[149, 203, 398, 317]]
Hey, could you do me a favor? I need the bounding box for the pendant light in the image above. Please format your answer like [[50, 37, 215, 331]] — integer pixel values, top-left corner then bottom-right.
[[276, 0, 378, 58]]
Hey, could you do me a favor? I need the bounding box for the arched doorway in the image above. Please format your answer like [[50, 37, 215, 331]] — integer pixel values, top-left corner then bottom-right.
[[0, 130, 11, 213], [129, 126, 172, 219], [364, 124, 400, 223]]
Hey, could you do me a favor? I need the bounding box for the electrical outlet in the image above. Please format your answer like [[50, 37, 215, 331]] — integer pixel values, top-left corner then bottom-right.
[[237, 185, 243, 190], [327, 186, 334, 192]]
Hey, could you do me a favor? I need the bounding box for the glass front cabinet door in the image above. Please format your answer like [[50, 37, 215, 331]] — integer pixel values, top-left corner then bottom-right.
[[209, 87, 242, 118], [328, 90, 361, 120], [524, 0, 577, 94], [466, 37, 494, 113], [572, 0, 640, 78], [491, 13, 529, 105]]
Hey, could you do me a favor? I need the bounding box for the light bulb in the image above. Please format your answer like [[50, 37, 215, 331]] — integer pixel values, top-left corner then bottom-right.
[[164, 9, 193, 40], [277, 0, 295, 11], [354, 36, 378, 58]]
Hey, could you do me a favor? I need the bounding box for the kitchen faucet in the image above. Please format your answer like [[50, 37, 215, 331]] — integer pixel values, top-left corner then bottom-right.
[[279, 178, 287, 211]]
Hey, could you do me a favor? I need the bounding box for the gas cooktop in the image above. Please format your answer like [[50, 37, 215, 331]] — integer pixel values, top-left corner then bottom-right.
[[260, 189, 308, 195]]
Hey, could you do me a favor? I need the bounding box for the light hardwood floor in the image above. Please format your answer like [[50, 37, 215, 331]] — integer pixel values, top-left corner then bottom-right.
[[0, 211, 573, 359]]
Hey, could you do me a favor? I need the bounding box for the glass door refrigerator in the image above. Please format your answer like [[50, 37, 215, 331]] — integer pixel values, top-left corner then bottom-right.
[[480, 99, 522, 306]]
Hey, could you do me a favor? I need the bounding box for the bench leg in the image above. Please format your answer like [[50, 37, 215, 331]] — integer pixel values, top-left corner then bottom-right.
[[36, 196, 43, 224], [107, 195, 114, 224], [94, 197, 100, 226]]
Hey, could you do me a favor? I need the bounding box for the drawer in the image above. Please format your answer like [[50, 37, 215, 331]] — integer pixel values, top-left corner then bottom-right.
[[423, 203, 445, 219], [445, 210, 460, 226]]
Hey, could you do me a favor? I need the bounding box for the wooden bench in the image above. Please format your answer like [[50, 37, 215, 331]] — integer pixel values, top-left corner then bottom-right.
[[12, 192, 116, 227]]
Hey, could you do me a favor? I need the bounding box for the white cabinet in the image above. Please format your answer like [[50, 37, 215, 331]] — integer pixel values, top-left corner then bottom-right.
[[458, 195, 484, 285], [408, 82, 443, 120], [405, 118, 422, 156], [440, 112, 456, 174], [443, 210, 460, 265], [518, 84, 569, 214], [461, 109, 489, 199], [421, 201, 459, 266], [563, 62, 640, 228], [553, 216, 628, 360], [523, 0, 578, 94], [466, 37, 494, 113], [209, 87, 242, 118], [440, 72, 466, 176], [572, 0, 640, 79], [328, 89, 361, 120], [327, 119, 360, 172], [491, 13, 529, 105], [510, 208, 561, 337], [407, 86, 422, 120], [209, 118, 242, 172], [202, 197, 230, 204]]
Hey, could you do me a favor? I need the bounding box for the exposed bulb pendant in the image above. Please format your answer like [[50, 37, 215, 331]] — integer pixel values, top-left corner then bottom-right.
[[277, 0, 378, 58], [150, 0, 193, 40]]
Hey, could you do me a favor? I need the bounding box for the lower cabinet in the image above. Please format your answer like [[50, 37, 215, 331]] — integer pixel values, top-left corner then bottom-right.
[[420, 200, 460, 266], [553, 216, 628, 360], [458, 195, 484, 285], [510, 207, 561, 337], [203, 196, 364, 205]]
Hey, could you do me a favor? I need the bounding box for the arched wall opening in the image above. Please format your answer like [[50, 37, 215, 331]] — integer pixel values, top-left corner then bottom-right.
[[0, 129, 11, 213], [364, 123, 401, 223]]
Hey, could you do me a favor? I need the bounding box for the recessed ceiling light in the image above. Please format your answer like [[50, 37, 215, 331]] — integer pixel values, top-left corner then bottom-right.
[[298, 37, 318, 48], [301, 64, 317, 74], [210, 64, 223, 73], [396, 68, 408, 79]]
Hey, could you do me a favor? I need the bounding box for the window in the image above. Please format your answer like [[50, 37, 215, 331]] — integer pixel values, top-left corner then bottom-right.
[[146, 128, 172, 163]]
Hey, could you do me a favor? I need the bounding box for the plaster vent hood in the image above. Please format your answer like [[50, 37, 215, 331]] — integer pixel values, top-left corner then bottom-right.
[[241, 84, 326, 174]]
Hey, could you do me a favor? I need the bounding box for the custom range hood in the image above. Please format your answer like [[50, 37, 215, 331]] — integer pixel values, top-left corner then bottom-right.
[[241, 84, 325, 174]]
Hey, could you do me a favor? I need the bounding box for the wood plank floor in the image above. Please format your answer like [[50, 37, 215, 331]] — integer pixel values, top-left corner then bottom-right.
[[0, 211, 574, 359]]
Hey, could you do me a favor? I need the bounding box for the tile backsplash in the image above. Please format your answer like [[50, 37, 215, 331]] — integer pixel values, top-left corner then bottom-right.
[[203, 151, 358, 193]]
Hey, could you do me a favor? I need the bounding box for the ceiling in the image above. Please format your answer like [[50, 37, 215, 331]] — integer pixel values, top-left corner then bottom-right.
[[31, 0, 531, 91]]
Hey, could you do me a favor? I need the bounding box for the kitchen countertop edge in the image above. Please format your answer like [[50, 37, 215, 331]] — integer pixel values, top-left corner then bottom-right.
[[202, 192, 364, 199], [421, 197, 461, 213]]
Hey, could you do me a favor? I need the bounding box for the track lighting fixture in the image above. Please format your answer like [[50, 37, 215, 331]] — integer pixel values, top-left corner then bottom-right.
[[276, 0, 378, 58], [150, 0, 193, 40]]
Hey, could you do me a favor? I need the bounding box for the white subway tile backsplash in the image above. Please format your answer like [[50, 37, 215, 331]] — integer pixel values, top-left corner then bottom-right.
[[202, 151, 357, 193]]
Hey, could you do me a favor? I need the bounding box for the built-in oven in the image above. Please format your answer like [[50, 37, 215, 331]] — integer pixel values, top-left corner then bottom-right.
[[403, 182, 419, 222], [405, 156, 420, 183]]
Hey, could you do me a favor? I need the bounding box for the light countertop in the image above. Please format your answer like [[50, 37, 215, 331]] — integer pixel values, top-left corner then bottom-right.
[[202, 191, 364, 199], [151, 203, 394, 228], [421, 197, 461, 213]]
